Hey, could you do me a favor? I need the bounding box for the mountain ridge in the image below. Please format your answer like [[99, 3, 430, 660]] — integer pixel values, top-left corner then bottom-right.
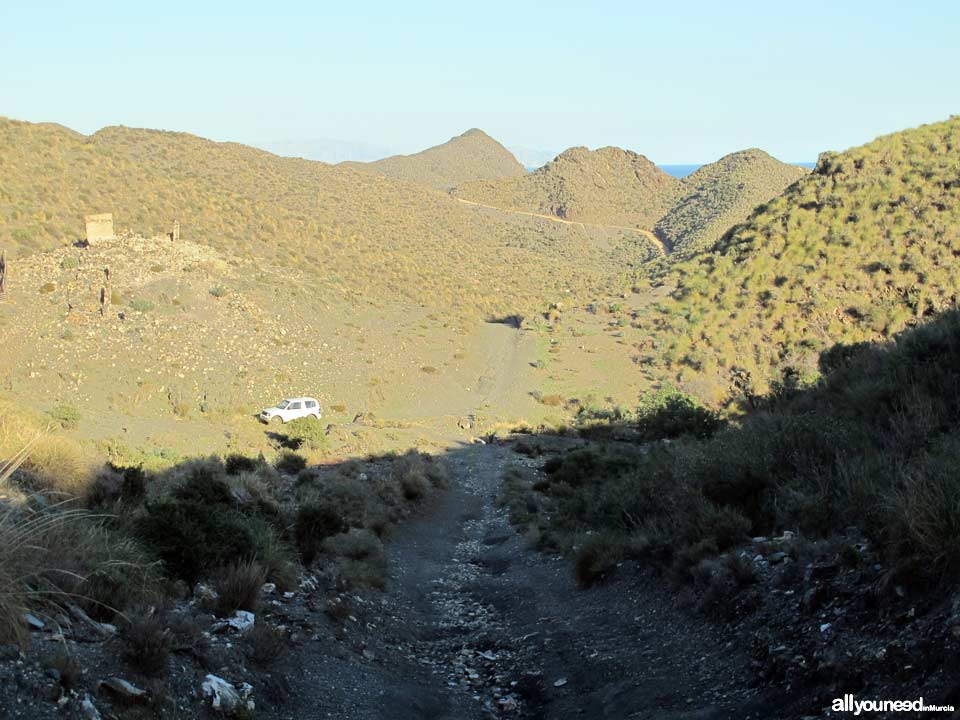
[[340, 128, 526, 189]]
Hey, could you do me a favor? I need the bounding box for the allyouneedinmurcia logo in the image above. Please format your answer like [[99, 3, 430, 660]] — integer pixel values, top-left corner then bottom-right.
[[832, 695, 954, 715]]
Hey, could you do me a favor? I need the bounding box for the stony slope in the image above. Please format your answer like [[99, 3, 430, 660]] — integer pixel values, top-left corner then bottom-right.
[[654, 149, 808, 256], [638, 116, 960, 400], [454, 146, 680, 229], [340, 128, 526, 189], [0, 118, 654, 319]]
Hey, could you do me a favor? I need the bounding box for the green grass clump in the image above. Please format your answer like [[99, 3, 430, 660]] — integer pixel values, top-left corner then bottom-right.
[[129, 297, 154, 312], [47, 404, 81, 430]]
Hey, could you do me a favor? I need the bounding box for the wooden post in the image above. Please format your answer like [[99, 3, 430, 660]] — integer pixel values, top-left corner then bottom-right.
[[0, 250, 5, 295], [173, 220, 180, 242]]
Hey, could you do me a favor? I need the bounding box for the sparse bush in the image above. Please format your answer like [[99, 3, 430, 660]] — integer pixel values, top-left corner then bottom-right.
[[47, 404, 81, 430], [208, 285, 228, 298], [243, 623, 287, 667], [326, 529, 387, 589], [123, 610, 172, 675], [573, 533, 624, 588], [129, 298, 154, 312], [212, 559, 267, 616]]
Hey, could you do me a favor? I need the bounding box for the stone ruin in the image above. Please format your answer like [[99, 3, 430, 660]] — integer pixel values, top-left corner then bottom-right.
[[84, 213, 115, 244]]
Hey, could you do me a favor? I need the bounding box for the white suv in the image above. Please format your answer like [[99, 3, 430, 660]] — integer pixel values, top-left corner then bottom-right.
[[259, 397, 322, 424]]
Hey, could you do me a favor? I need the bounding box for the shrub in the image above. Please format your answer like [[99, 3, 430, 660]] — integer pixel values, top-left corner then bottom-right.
[[120, 465, 147, 503], [123, 611, 172, 675], [60, 256, 79, 270], [173, 465, 232, 506], [573, 533, 624, 588], [275, 450, 307, 475], [283, 417, 327, 452], [243, 623, 287, 666], [295, 503, 347, 565], [129, 298, 154, 312], [47, 404, 81, 430], [635, 387, 725, 441], [137, 500, 257, 583], [246, 521, 297, 591], [212, 559, 267, 616], [225, 454, 260, 475], [209, 285, 228, 298], [326, 529, 387, 589]]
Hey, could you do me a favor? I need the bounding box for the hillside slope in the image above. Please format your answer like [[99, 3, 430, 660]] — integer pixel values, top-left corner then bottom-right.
[[0, 118, 659, 318], [654, 149, 808, 256], [454, 146, 680, 229], [638, 116, 960, 401], [340, 128, 526, 189]]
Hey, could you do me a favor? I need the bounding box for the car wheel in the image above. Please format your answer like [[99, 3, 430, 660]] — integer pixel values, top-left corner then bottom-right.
[[313, 413, 321, 420], [272, 415, 284, 425]]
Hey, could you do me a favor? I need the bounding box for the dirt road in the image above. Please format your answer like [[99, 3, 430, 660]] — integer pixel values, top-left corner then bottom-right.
[[273, 441, 788, 719], [452, 197, 670, 255]]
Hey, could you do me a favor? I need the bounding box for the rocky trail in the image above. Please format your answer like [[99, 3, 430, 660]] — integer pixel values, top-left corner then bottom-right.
[[271, 442, 785, 719]]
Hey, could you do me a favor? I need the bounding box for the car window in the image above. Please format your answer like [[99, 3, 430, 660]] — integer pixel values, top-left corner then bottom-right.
[[277, 400, 291, 409], [289, 402, 302, 410], [305, 400, 316, 408]]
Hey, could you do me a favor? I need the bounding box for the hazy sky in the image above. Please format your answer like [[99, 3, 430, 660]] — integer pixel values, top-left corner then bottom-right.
[[1, 1, 957, 162]]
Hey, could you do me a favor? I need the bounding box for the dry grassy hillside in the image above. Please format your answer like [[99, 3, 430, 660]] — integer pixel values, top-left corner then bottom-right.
[[0, 118, 653, 320], [638, 116, 960, 402], [340, 128, 526, 189], [454, 146, 680, 229], [654, 150, 808, 256]]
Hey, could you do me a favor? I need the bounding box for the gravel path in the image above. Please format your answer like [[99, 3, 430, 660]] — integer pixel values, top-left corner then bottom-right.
[[275, 442, 787, 719]]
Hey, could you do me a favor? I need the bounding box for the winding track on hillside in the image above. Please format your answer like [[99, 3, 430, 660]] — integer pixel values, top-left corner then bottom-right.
[[452, 197, 671, 255]]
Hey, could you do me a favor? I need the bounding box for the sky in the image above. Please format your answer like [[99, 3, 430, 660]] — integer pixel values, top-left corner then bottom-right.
[[1, 1, 958, 163]]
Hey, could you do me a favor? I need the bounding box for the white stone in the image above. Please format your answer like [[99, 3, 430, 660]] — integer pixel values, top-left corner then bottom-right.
[[202, 674, 241, 714]]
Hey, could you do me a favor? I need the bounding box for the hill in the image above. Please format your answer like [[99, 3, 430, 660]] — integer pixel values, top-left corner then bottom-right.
[[340, 128, 526, 189], [0, 118, 660, 320], [454, 146, 680, 229], [636, 116, 960, 402], [654, 149, 808, 256]]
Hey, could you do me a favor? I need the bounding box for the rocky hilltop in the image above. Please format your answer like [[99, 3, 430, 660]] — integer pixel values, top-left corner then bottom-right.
[[340, 128, 526, 189], [454, 145, 680, 229]]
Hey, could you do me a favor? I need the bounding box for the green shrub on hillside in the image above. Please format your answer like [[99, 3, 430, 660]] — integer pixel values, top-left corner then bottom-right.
[[532, 311, 960, 583], [635, 387, 725, 441]]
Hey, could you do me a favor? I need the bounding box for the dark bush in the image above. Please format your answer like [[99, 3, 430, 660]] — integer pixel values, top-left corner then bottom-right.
[[225, 454, 260, 475], [244, 623, 288, 667], [137, 500, 257, 583], [295, 503, 348, 564], [123, 611, 172, 675], [173, 465, 232, 506], [275, 451, 307, 475], [120, 465, 147, 503]]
